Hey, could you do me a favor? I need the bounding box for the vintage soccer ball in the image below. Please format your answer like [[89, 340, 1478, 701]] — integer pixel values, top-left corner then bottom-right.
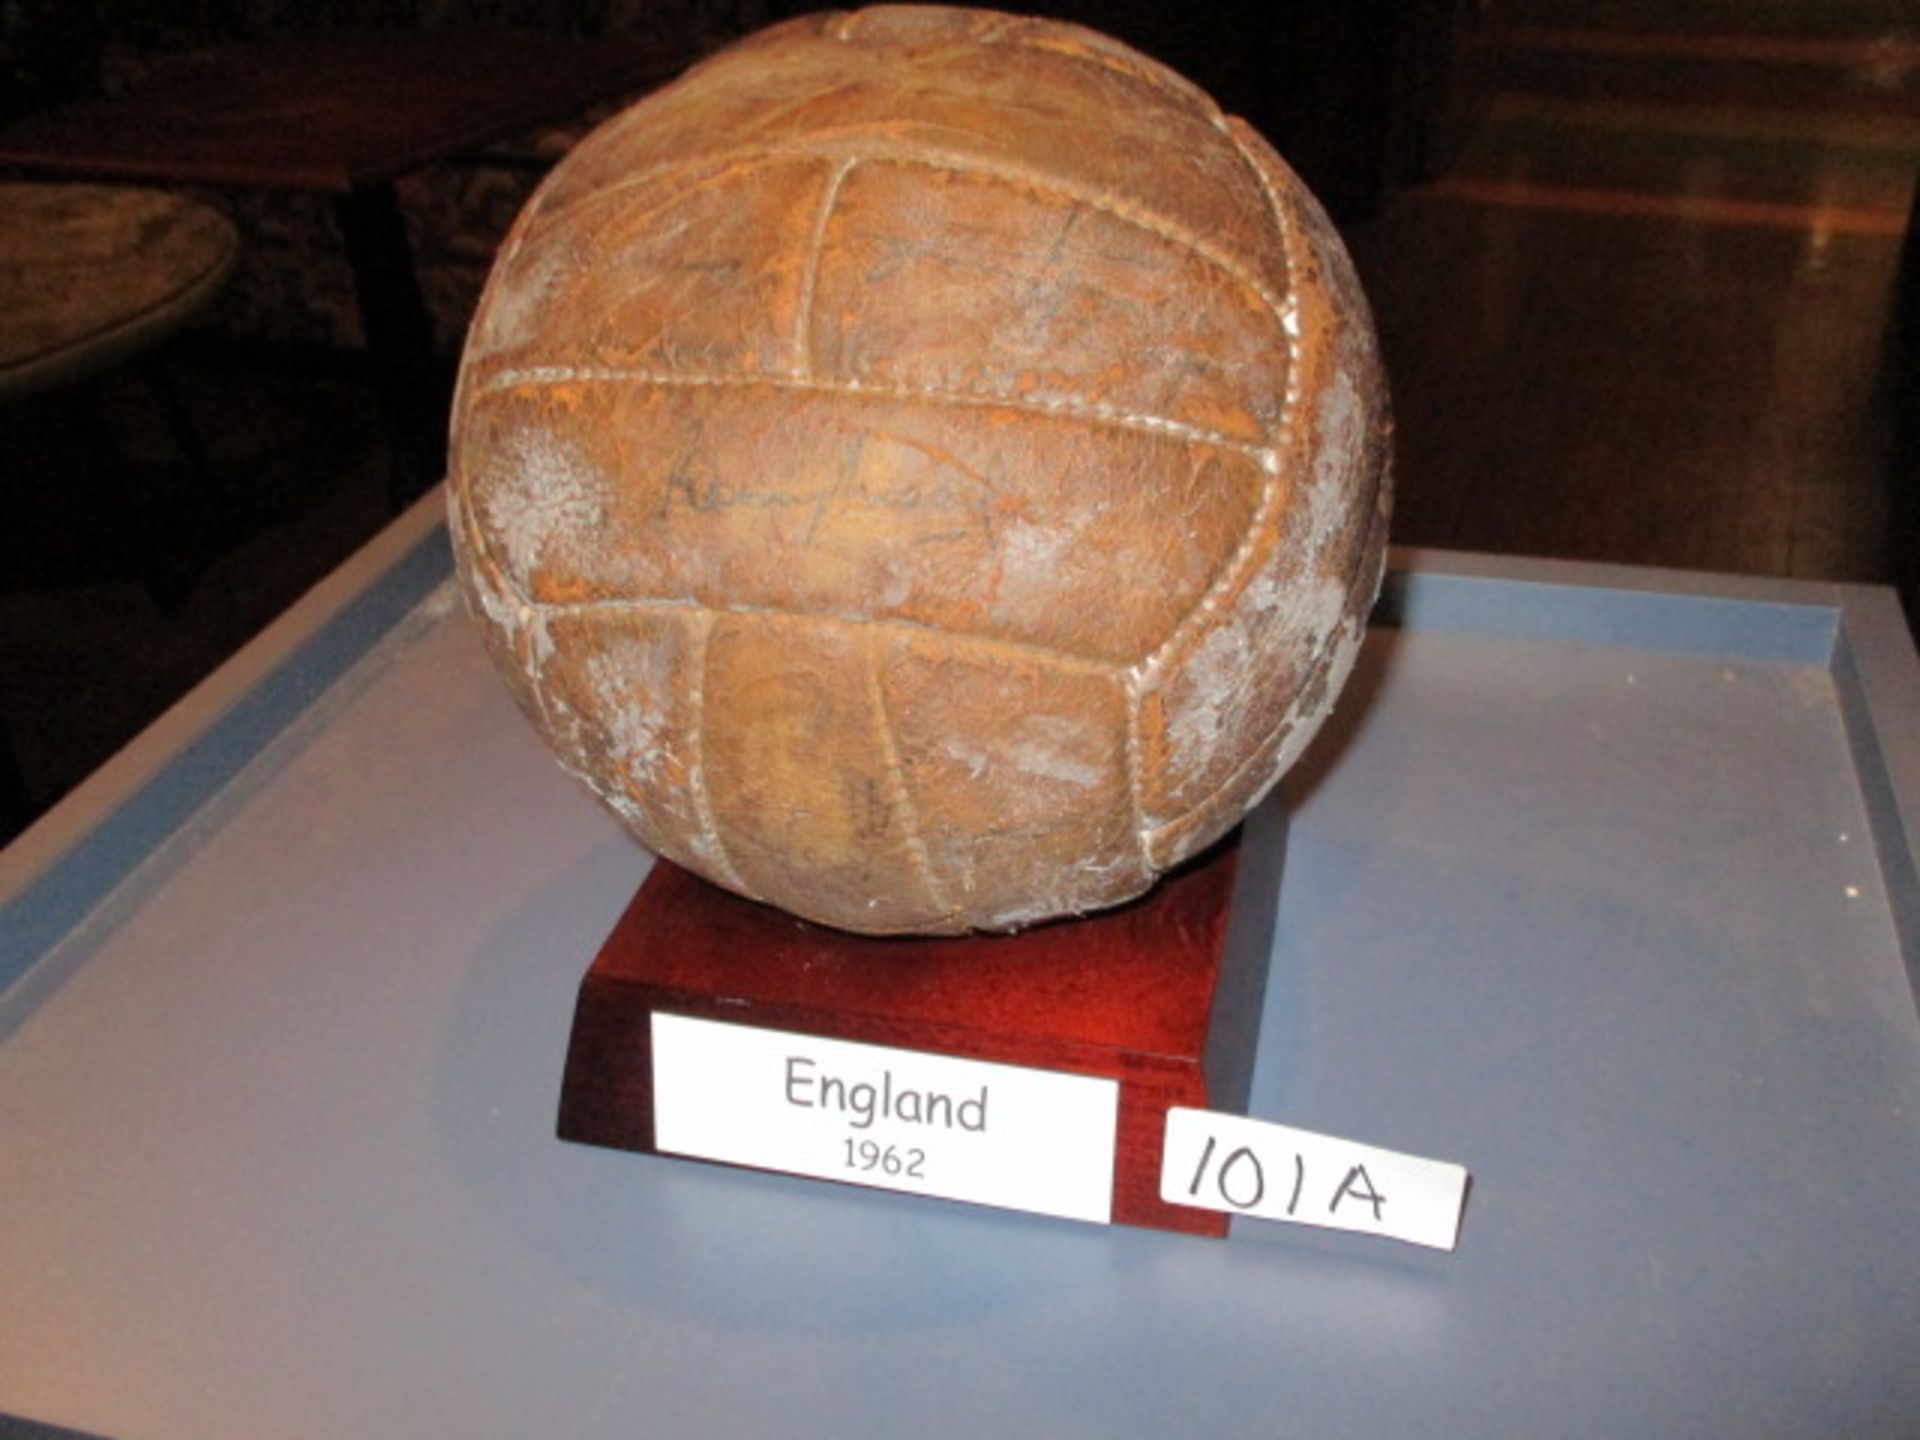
[[447, 5, 1391, 934]]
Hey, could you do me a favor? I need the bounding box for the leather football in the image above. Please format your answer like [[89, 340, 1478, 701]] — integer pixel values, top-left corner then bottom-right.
[[447, 5, 1391, 934]]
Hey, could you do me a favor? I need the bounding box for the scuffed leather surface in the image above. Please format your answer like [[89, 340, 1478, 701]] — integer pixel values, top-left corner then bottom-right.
[[448, 5, 1391, 934]]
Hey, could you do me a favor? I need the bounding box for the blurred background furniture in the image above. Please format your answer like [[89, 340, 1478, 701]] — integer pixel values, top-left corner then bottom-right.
[[0, 182, 234, 401], [0, 179, 237, 596], [0, 181, 238, 836], [0, 26, 682, 500]]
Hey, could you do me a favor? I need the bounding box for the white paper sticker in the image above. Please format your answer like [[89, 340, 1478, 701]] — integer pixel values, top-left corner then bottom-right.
[[1160, 1108, 1468, 1250], [651, 1013, 1120, 1224]]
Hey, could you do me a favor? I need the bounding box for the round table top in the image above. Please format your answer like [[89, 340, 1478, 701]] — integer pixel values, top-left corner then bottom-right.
[[0, 182, 238, 398]]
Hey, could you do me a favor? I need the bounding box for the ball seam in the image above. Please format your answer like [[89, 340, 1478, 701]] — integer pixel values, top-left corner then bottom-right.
[[794, 156, 857, 378], [1129, 123, 1304, 693], [513, 590, 1127, 676], [686, 610, 750, 896], [864, 627, 955, 921], [1120, 667, 1154, 875], [475, 364, 1276, 470]]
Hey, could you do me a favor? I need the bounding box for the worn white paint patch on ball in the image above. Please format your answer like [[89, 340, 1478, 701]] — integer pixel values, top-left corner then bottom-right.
[[583, 646, 673, 783], [483, 427, 610, 579], [473, 230, 579, 361], [1005, 713, 1107, 789]]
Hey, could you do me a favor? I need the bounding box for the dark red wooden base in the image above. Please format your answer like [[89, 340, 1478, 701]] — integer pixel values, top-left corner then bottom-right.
[[558, 826, 1280, 1236]]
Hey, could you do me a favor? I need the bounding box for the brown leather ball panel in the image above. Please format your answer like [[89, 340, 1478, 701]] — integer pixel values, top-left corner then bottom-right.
[[448, 6, 1391, 933]]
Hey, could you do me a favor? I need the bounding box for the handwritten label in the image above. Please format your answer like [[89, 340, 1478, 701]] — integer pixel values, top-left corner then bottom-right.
[[651, 1014, 1120, 1224], [1161, 1108, 1468, 1250]]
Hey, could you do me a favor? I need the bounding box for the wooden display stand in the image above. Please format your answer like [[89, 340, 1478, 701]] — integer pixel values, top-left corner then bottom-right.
[[558, 812, 1285, 1236]]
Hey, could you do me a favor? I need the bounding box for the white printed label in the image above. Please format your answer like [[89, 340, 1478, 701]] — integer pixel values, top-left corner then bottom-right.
[[651, 1013, 1120, 1224], [1161, 1108, 1468, 1250]]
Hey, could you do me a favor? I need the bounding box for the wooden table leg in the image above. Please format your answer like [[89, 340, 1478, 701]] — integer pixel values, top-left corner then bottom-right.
[[334, 182, 448, 507], [134, 351, 235, 608]]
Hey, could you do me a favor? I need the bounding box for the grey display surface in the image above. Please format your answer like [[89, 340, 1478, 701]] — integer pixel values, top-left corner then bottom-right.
[[3, 499, 1917, 1439]]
